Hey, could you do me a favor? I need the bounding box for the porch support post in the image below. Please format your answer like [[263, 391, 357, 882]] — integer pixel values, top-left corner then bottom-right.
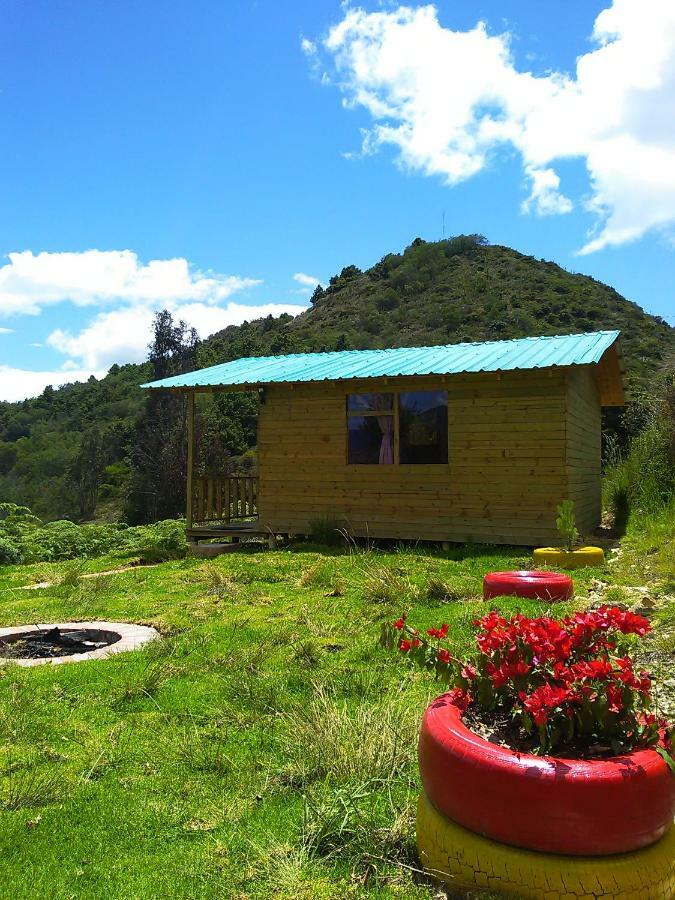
[[186, 391, 195, 530]]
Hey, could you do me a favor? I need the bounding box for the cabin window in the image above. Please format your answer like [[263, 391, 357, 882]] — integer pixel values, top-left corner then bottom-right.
[[347, 393, 394, 464], [346, 390, 448, 465], [399, 391, 448, 464]]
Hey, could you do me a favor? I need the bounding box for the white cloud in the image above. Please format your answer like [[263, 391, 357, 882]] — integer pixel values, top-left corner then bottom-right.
[[46, 300, 307, 370], [293, 272, 322, 287], [0, 365, 106, 403], [521, 167, 574, 216], [318, 1, 675, 252], [0, 248, 308, 398], [0, 249, 261, 317], [292, 272, 324, 295], [0, 327, 13, 334]]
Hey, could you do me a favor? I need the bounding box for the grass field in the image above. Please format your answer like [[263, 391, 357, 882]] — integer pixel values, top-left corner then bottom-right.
[[0, 529, 672, 900]]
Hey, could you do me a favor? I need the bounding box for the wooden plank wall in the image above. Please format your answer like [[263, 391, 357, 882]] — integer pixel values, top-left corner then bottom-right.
[[565, 367, 602, 536], [256, 369, 580, 545]]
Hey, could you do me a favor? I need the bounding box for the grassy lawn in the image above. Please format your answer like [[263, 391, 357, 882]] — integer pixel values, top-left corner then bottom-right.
[[0, 535, 671, 899]]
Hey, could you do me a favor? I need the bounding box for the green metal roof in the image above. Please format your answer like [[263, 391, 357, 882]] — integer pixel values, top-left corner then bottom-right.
[[141, 330, 621, 391]]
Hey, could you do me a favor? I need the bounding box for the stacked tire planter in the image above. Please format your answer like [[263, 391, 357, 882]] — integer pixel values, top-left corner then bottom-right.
[[483, 570, 574, 602], [417, 694, 675, 898], [533, 546, 605, 569]]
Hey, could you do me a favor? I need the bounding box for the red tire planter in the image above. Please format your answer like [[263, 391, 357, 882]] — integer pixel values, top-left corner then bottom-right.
[[483, 570, 573, 602], [419, 693, 675, 856]]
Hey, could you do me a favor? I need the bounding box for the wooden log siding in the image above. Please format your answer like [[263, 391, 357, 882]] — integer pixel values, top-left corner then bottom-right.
[[254, 368, 604, 546], [565, 367, 602, 536], [193, 475, 257, 524]]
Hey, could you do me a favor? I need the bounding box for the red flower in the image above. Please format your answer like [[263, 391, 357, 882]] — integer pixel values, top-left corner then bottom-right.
[[447, 687, 472, 712], [571, 658, 613, 681], [618, 611, 651, 636], [427, 623, 449, 639], [388, 604, 664, 755], [553, 662, 572, 683], [393, 616, 406, 630], [520, 684, 570, 726], [606, 684, 623, 714]]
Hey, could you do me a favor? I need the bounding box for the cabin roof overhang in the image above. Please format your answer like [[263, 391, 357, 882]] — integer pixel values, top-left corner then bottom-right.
[[141, 329, 626, 406]]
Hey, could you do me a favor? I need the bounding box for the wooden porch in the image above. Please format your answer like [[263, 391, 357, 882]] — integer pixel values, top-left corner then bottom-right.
[[186, 473, 264, 541], [184, 395, 268, 545]]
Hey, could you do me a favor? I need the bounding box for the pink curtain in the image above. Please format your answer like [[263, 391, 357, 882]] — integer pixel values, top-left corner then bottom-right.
[[377, 415, 394, 464]]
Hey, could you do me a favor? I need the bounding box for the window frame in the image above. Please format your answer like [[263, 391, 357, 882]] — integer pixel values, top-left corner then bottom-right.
[[345, 392, 396, 466], [346, 389, 448, 467]]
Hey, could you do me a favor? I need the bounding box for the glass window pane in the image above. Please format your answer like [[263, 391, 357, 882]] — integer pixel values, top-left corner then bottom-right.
[[348, 415, 394, 464], [347, 393, 393, 412], [399, 391, 448, 464]]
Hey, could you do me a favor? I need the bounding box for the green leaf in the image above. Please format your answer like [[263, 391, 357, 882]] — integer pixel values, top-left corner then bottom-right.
[[655, 746, 675, 775]]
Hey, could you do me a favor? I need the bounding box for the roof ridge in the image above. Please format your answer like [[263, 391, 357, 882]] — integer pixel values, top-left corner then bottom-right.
[[140, 330, 622, 390], [207, 330, 620, 365]]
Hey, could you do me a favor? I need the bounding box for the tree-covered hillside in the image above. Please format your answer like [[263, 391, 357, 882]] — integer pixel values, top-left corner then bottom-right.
[[1, 236, 673, 523], [203, 236, 673, 388]]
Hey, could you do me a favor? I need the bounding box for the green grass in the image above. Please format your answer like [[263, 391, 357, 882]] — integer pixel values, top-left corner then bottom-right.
[[0, 537, 671, 899]]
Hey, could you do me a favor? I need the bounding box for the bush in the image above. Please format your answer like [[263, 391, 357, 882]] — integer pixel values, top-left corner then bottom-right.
[[307, 516, 344, 547], [0, 536, 23, 565], [122, 519, 187, 561], [21, 520, 125, 562], [604, 422, 675, 518], [555, 500, 579, 551], [0, 502, 187, 564], [384, 608, 671, 757], [604, 375, 675, 521]]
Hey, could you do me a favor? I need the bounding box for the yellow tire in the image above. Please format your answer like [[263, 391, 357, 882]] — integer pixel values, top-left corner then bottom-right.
[[417, 791, 675, 899], [533, 546, 605, 570]]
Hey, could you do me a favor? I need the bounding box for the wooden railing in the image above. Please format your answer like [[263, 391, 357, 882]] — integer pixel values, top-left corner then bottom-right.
[[192, 474, 257, 524]]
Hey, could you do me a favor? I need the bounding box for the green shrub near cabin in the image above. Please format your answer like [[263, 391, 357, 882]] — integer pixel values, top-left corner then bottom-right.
[[0, 502, 187, 564]]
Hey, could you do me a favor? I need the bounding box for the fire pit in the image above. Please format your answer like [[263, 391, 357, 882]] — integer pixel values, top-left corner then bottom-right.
[[0, 621, 159, 667]]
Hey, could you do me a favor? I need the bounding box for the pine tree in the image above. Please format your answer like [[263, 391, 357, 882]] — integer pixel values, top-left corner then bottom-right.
[[125, 311, 199, 524]]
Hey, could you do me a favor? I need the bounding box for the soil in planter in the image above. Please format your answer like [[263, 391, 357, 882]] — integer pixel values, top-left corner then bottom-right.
[[463, 706, 626, 760]]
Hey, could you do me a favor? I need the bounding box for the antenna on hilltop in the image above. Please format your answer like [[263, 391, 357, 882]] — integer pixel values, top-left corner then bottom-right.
[[442, 210, 445, 239]]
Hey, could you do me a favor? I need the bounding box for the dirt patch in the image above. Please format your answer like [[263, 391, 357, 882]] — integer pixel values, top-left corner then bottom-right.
[[20, 563, 161, 591]]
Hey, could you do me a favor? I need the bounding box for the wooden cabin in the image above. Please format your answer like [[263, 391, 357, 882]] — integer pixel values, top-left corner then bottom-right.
[[141, 330, 626, 547]]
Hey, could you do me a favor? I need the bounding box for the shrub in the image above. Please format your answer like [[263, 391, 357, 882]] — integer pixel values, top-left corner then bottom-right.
[[0, 501, 187, 564], [0, 536, 23, 565], [21, 520, 124, 562], [122, 519, 187, 561], [383, 609, 673, 758], [307, 516, 344, 547], [604, 421, 675, 518], [604, 375, 675, 520], [555, 499, 579, 550]]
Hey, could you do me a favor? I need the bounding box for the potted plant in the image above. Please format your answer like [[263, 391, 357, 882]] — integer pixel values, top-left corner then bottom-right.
[[382, 607, 675, 896], [533, 499, 605, 569]]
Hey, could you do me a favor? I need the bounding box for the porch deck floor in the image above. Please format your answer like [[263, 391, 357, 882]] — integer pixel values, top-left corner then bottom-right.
[[187, 520, 267, 541]]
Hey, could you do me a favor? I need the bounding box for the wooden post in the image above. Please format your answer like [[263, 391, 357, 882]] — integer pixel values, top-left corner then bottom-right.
[[186, 392, 195, 530]]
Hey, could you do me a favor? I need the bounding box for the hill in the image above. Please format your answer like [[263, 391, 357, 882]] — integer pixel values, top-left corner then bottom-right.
[[1, 236, 673, 522], [202, 237, 673, 385]]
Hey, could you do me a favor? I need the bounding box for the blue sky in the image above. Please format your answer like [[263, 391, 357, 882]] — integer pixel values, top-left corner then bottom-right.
[[0, 0, 674, 400]]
